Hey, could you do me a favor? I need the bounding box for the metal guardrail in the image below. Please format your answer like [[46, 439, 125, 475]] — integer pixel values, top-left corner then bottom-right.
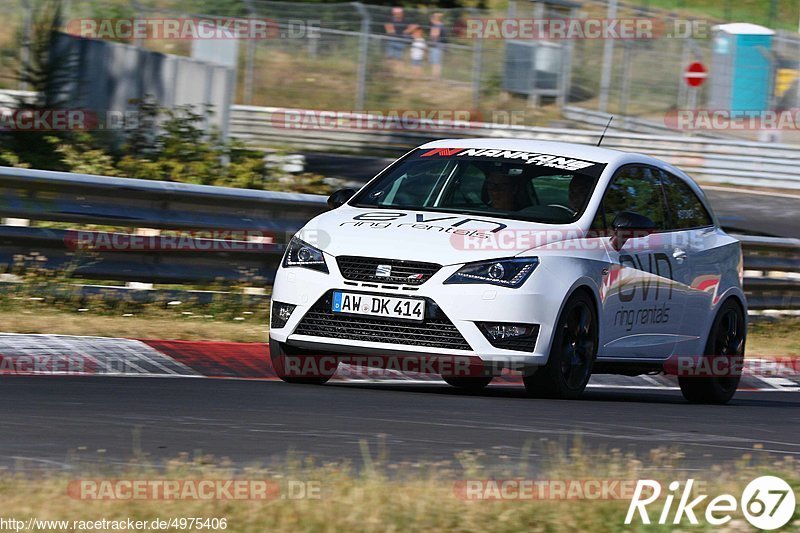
[[561, 106, 732, 139], [0, 226, 286, 284], [0, 166, 326, 287], [0, 166, 797, 310], [231, 105, 800, 191], [0, 166, 326, 231]]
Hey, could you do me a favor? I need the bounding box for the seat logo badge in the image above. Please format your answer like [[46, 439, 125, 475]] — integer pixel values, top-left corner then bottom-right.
[[376, 264, 392, 278]]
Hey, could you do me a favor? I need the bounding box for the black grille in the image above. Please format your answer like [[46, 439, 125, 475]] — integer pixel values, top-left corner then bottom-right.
[[490, 337, 538, 351], [294, 291, 471, 351], [336, 256, 441, 285]]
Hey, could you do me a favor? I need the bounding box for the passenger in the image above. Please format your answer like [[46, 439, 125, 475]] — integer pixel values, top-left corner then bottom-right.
[[568, 174, 593, 212]]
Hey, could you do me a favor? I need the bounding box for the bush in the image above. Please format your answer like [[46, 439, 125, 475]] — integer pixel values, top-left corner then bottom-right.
[[0, 99, 332, 195]]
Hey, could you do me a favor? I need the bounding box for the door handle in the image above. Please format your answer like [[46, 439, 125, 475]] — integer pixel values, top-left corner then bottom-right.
[[672, 248, 687, 262]]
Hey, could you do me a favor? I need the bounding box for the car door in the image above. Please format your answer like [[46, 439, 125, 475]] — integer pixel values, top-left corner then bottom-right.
[[657, 169, 719, 350], [595, 165, 688, 360]]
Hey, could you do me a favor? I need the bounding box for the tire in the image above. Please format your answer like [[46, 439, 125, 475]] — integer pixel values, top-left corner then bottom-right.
[[269, 339, 337, 385], [678, 299, 745, 404], [442, 375, 492, 391], [523, 291, 597, 399]]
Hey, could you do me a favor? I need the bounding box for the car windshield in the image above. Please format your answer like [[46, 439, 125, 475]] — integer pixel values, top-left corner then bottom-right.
[[351, 148, 607, 224]]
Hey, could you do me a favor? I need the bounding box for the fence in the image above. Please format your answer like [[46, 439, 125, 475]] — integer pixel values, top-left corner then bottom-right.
[[8, 0, 796, 131], [50, 0, 499, 113], [0, 165, 797, 311]]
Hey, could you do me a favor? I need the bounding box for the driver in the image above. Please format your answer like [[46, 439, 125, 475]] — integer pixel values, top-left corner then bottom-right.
[[485, 164, 517, 211]]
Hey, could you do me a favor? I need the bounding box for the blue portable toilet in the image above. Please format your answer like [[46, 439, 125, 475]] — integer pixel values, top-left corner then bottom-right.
[[709, 23, 774, 113]]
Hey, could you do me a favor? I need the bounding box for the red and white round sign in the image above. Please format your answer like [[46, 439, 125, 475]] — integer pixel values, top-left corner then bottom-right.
[[684, 61, 707, 87]]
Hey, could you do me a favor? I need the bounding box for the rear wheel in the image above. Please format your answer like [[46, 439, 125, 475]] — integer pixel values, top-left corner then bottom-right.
[[523, 291, 597, 399], [442, 375, 492, 391], [678, 300, 745, 404], [269, 339, 337, 385]]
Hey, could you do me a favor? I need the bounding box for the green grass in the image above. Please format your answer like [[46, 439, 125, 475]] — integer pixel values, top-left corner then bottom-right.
[[636, 0, 797, 30]]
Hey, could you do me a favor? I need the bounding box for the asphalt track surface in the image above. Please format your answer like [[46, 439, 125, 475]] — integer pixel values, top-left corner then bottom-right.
[[303, 152, 800, 238], [2, 377, 798, 471]]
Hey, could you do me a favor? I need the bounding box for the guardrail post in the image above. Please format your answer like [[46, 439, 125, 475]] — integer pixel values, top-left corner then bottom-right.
[[472, 27, 483, 109], [242, 0, 257, 104], [597, 0, 618, 112], [19, 0, 32, 91], [618, 40, 632, 128], [353, 2, 370, 110]]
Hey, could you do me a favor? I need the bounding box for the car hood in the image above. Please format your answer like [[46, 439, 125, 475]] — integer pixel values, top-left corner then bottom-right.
[[296, 206, 586, 266]]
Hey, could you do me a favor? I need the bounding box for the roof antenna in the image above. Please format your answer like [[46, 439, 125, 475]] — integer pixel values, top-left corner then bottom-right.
[[597, 116, 613, 146]]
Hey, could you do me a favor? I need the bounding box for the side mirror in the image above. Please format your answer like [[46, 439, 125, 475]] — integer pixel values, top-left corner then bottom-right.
[[327, 188, 356, 209], [611, 211, 656, 251]]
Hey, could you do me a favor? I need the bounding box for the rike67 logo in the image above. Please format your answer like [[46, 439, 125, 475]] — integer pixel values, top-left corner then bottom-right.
[[625, 476, 796, 530]]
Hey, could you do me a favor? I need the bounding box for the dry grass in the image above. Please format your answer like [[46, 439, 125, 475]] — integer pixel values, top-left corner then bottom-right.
[[0, 444, 798, 532], [748, 317, 800, 357], [246, 45, 564, 128]]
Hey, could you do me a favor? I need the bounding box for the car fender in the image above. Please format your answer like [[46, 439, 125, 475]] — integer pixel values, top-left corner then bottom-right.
[[528, 253, 604, 359], [709, 285, 749, 339]]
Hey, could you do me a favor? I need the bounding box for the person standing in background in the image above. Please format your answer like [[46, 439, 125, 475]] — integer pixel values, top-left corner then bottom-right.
[[410, 27, 427, 75], [384, 7, 414, 62], [428, 12, 445, 78]]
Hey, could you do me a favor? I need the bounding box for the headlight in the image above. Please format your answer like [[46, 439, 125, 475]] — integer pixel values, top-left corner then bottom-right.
[[282, 237, 329, 273], [444, 257, 539, 288]]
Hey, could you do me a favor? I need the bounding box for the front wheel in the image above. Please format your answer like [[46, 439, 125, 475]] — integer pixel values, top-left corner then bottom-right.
[[523, 291, 597, 399], [269, 339, 337, 385], [678, 299, 745, 404]]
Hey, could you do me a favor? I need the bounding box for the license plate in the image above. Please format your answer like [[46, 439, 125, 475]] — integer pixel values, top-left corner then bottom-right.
[[332, 291, 425, 321]]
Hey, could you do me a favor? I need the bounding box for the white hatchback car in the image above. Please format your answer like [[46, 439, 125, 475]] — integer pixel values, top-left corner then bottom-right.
[[269, 139, 747, 403]]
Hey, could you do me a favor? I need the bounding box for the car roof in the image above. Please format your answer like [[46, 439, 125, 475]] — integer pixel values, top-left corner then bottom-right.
[[417, 138, 652, 167]]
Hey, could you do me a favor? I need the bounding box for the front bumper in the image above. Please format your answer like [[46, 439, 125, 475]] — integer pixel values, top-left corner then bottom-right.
[[269, 256, 569, 366]]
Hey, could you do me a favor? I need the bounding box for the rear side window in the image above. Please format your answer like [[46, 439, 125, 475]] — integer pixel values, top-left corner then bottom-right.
[[658, 171, 713, 229], [598, 165, 669, 231]]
